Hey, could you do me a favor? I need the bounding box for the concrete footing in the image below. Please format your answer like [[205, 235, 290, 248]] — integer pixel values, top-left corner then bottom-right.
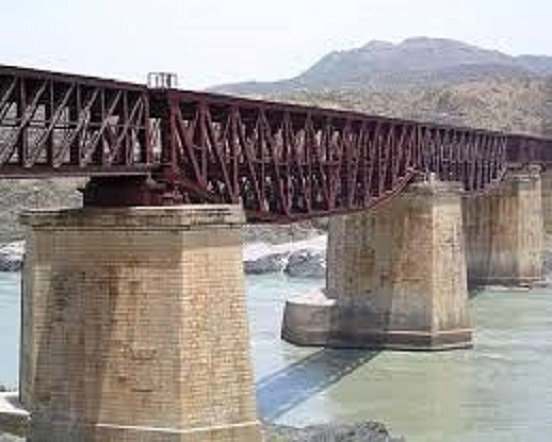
[[19, 206, 261, 442], [281, 292, 472, 351], [282, 179, 472, 351], [464, 167, 544, 287]]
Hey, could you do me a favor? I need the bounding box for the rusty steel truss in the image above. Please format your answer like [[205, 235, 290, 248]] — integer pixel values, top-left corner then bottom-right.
[[0, 65, 151, 177], [0, 64, 550, 222]]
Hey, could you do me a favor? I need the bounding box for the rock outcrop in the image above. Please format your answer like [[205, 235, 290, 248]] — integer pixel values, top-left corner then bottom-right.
[[244, 251, 289, 274], [0, 243, 23, 272], [1, 237, 329, 278], [264, 421, 405, 442], [243, 236, 326, 278], [284, 249, 326, 279]]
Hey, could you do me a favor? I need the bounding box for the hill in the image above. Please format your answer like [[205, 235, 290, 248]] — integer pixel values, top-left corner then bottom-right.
[[212, 37, 552, 95], [271, 76, 551, 135]]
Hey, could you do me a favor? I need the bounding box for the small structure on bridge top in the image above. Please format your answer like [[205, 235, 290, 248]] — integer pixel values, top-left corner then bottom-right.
[[147, 72, 178, 89]]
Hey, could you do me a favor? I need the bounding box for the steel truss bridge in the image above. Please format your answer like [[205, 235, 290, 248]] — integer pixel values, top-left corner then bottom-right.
[[0, 64, 550, 222]]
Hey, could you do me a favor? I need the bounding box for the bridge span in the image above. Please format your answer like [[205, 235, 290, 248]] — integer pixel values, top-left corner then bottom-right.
[[1, 64, 551, 220], [1, 64, 552, 441]]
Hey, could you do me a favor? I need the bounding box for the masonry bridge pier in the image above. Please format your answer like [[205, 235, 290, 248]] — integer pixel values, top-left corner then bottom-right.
[[0, 65, 551, 441], [283, 165, 546, 350]]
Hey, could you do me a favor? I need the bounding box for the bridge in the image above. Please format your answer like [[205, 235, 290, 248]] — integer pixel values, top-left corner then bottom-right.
[[1, 65, 550, 219], [1, 64, 552, 441]]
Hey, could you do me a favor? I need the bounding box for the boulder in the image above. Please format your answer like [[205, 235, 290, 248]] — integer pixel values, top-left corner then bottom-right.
[[284, 248, 326, 279], [244, 251, 289, 275], [264, 421, 405, 441], [0, 242, 24, 272]]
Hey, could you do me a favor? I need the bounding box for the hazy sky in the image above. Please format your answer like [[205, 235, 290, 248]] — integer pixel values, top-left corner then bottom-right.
[[1, 0, 552, 89]]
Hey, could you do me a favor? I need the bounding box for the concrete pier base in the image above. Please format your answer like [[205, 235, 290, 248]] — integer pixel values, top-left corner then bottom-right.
[[20, 206, 261, 442], [282, 180, 472, 351], [464, 167, 544, 287]]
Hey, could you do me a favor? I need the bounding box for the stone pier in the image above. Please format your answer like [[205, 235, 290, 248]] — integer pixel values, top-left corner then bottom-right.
[[463, 166, 544, 286], [282, 179, 472, 350], [20, 206, 261, 442], [541, 167, 552, 234]]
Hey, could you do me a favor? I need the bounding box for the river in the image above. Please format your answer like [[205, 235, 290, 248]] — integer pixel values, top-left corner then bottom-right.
[[1, 271, 552, 441]]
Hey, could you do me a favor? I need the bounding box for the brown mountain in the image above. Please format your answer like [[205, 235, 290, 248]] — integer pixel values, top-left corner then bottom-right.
[[211, 37, 552, 95]]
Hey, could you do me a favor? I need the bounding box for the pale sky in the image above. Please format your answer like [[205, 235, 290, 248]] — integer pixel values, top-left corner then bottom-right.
[[1, 0, 552, 89]]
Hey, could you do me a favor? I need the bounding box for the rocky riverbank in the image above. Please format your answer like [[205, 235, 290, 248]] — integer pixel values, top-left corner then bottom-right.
[[0, 435, 22, 442], [0, 421, 404, 442], [265, 421, 405, 441], [243, 235, 326, 278], [0, 236, 327, 279], [1, 385, 404, 442], [0, 243, 23, 272], [6, 233, 552, 280]]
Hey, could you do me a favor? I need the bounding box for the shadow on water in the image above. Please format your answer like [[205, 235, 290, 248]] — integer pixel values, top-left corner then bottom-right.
[[256, 348, 380, 421]]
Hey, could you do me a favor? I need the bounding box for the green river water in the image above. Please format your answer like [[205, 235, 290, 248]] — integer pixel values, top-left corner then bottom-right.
[[1, 272, 552, 441]]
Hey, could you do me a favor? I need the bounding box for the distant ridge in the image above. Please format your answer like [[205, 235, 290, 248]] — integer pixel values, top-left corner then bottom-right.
[[210, 37, 552, 94]]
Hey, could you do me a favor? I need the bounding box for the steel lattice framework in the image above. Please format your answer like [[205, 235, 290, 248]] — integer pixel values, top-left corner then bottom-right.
[[0, 65, 151, 177], [0, 64, 550, 222]]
